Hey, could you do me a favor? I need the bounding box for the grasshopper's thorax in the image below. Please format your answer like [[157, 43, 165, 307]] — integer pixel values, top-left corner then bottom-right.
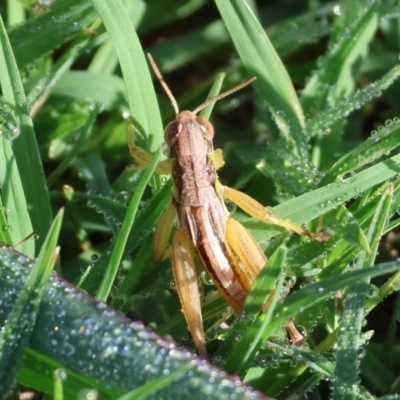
[[165, 110, 219, 208]]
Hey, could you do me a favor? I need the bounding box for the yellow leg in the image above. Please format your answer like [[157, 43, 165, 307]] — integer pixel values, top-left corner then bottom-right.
[[209, 148, 225, 170], [225, 218, 266, 281], [127, 122, 172, 174], [225, 217, 305, 344], [153, 203, 176, 261], [172, 229, 207, 358], [223, 186, 327, 242]]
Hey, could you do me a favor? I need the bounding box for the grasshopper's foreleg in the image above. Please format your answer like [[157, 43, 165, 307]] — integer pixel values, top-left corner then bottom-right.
[[172, 228, 207, 358], [223, 186, 327, 242], [209, 148, 225, 170], [127, 121, 172, 174], [225, 217, 305, 345]]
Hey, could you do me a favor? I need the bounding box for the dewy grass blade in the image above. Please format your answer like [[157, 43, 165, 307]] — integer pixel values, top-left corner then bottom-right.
[[9, 0, 98, 70], [47, 102, 101, 186], [0, 12, 52, 256], [301, 2, 378, 114], [0, 244, 266, 399], [96, 147, 162, 302], [0, 208, 63, 395], [116, 364, 191, 400], [332, 184, 393, 400], [224, 261, 400, 375], [251, 151, 400, 242], [215, 0, 307, 155], [91, 0, 164, 150]]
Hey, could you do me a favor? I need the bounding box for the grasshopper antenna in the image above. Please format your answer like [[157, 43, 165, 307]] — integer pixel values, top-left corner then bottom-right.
[[147, 53, 180, 118], [192, 76, 256, 115]]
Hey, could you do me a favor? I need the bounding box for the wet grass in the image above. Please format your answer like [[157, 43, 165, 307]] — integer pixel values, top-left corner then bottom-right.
[[0, 0, 400, 399]]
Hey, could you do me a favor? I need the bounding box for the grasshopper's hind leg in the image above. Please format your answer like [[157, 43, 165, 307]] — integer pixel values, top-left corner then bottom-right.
[[172, 229, 207, 358], [225, 217, 305, 345], [127, 121, 172, 174], [223, 186, 328, 242], [153, 205, 207, 356]]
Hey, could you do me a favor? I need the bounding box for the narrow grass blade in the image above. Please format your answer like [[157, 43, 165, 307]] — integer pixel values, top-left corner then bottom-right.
[[91, 0, 163, 150], [117, 364, 191, 400], [301, 2, 378, 114], [307, 65, 400, 136], [225, 261, 400, 375], [0, 208, 63, 395], [47, 102, 101, 186], [215, 0, 307, 155], [96, 147, 162, 301], [0, 12, 53, 255], [78, 180, 172, 295], [332, 184, 393, 400], [9, 0, 97, 70], [250, 151, 400, 242]]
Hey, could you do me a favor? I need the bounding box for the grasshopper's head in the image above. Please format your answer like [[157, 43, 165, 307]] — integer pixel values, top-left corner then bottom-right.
[[146, 53, 256, 157], [164, 111, 214, 157]]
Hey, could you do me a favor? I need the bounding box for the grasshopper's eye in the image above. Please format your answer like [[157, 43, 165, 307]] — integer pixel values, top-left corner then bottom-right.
[[164, 121, 182, 145], [196, 117, 214, 140]]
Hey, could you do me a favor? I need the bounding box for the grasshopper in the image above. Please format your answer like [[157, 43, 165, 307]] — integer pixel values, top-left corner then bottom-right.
[[128, 54, 326, 357]]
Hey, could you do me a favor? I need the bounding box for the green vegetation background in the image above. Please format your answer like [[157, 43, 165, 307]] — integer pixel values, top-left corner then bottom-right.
[[0, 0, 400, 399]]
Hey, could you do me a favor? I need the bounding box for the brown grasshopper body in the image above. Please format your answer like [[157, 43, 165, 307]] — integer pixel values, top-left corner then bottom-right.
[[168, 111, 250, 312], [128, 54, 327, 357]]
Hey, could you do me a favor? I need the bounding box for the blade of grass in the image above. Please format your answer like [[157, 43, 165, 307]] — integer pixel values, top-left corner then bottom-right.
[[91, 0, 163, 151], [332, 184, 393, 400], [9, 0, 98, 70], [215, 0, 307, 156], [251, 151, 400, 242], [0, 244, 267, 399], [117, 364, 191, 400], [0, 208, 63, 395], [0, 12, 53, 256], [96, 147, 162, 301], [224, 260, 400, 375]]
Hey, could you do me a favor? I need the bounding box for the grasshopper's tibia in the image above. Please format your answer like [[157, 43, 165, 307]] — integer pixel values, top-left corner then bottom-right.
[[172, 229, 207, 358], [153, 203, 176, 261], [223, 186, 327, 242], [127, 121, 172, 174]]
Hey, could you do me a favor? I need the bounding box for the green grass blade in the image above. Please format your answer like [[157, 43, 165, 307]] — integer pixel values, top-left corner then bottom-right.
[[307, 65, 400, 136], [251, 151, 400, 242], [117, 364, 191, 400], [0, 244, 266, 399], [9, 0, 97, 70], [215, 0, 307, 154], [225, 261, 400, 375], [0, 12, 53, 256], [96, 147, 162, 301], [91, 0, 163, 150], [0, 208, 63, 395], [47, 102, 101, 186], [332, 184, 393, 400], [301, 2, 378, 114]]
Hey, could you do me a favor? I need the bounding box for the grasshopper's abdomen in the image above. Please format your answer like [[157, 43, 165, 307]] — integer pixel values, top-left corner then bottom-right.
[[179, 199, 252, 314]]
